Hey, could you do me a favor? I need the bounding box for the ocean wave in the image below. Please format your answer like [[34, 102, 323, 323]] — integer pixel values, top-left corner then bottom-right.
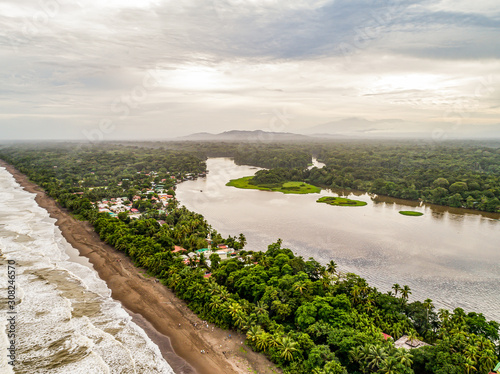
[[0, 168, 174, 374]]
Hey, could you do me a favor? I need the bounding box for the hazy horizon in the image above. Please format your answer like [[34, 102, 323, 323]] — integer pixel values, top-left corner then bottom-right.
[[1, 0, 499, 141]]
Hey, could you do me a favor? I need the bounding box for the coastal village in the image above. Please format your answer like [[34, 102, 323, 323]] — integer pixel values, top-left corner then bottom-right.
[[91, 170, 200, 219], [89, 170, 242, 270]]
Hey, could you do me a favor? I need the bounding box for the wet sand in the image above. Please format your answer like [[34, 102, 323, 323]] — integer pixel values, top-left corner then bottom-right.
[[0, 160, 280, 374]]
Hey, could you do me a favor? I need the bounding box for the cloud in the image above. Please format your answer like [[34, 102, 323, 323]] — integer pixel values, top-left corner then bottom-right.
[[0, 0, 499, 140]]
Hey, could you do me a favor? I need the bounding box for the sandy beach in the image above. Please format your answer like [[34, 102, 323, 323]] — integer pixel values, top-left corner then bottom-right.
[[0, 160, 280, 374]]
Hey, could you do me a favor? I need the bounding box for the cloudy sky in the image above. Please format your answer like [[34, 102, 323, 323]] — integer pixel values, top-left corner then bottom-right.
[[1, 0, 499, 140]]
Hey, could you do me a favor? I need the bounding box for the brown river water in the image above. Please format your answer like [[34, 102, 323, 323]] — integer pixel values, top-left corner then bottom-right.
[[176, 158, 500, 322]]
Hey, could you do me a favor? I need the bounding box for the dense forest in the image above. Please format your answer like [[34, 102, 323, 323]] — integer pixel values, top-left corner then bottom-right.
[[1, 143, 499, 374], [314, 143, 500, 213], [115, 140, 500, 213]]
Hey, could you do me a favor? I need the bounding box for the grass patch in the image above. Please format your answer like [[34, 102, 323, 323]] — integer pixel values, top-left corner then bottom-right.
[[317, 196, 367, 207], [226, 177, 321, 194], [399, 210, 424, 216]]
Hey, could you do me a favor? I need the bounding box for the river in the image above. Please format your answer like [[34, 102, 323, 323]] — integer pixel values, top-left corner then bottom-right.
[[176, 158, 500, 322]]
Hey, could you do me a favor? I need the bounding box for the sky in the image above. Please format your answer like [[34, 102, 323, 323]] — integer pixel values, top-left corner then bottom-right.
[[1, 0, 499, 141]]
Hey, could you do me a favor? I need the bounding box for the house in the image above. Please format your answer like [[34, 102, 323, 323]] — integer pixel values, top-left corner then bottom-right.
[[173, 246, 187, 253], [203, 273, 212, 279], [195, 248, 211, 254], [381, 333, 393, 340], [394, 335, 430, 350], [130, 208, 139, 213], [195, 248, 212, 257], [214, 250, 228, 259], [217, 244, 228, 249]]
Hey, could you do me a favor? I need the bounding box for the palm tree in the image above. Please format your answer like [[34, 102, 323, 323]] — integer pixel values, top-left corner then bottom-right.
[[394, 348, 413, 368], [268, 334, 281, 348], [238, 233, 247, 248], [279, 336, 298, 361], [465, 346, 480, 363], [401, 285, 411, 301], [367, 345, 388, 371], [407, 330, 419, 344], [167, 273, 181, 288], [246, 325, 262, 343], [378, 358, 399, 374], [293, 281, 307, 295], [227, 302, 242, 318], [233, 310, 248, 330], [219, 288, 230, 301], [207, 280, 220, 295], [255, 301, 268, 315], [392, 283, 401, 297], [391, 323, 404, 340], [327, 260, 338, 274], [349, 345, 365, 363], [255, 331, 271, 351], [209, 296, 223, 311], [478, 350, 496, 373], [464, 359, 477, 374], [351, 285, 361, 304], [423, 298, 434, 331]]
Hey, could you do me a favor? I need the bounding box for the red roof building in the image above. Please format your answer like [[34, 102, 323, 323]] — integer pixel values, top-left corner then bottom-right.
[[173, 246, 187, 253], [382, 333, 393, 340]]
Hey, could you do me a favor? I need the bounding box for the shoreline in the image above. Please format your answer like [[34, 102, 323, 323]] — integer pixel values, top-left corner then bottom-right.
[[0, 160, 280, 374]]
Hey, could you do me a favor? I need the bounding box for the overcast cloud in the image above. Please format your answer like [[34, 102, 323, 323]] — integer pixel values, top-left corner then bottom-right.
[[1, 0, 499, 140]]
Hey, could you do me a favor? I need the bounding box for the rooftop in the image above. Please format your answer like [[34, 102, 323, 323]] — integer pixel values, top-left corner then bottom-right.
[[394, 335, 430, 350]]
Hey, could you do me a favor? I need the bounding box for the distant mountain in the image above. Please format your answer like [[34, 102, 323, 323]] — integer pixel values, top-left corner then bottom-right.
[[178, 130, 312, 142], [177, 122, 500, 143], [301, 118, 500, 139]]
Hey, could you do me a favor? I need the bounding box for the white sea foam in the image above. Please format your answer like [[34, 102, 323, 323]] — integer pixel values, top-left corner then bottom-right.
[[0, 167, 174, 374]]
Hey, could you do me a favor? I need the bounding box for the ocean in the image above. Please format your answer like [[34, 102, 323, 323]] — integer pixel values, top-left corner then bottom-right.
[[0, 166, 174, 373]]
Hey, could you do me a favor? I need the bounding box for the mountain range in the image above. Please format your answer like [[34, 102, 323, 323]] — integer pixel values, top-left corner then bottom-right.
[[177, 118, 500, 142]]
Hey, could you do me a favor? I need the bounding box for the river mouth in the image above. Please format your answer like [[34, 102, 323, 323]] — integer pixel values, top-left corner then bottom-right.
[[176, 157, 500, 322]]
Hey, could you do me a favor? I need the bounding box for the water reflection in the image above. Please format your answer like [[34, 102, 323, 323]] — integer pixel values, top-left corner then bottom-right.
[[177, 158, 500, 321]]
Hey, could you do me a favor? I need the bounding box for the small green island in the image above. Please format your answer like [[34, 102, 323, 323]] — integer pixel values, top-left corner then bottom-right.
[[226, 176, 320, 194], [226, 168, 321, 194], [317, 196, 367, 206], [399, 210, 424, 216]]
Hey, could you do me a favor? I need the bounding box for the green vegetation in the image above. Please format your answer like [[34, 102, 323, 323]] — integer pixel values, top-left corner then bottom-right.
[[226, 176, 266, 190], [228, 167, 320, 194], [227, 176, 321, 194], [1, 143, 499, 374], [96, 140, 500, 213], [312, 142, 500, 213], [399, 211, 424, 216], [317, 196, 367, 207]]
